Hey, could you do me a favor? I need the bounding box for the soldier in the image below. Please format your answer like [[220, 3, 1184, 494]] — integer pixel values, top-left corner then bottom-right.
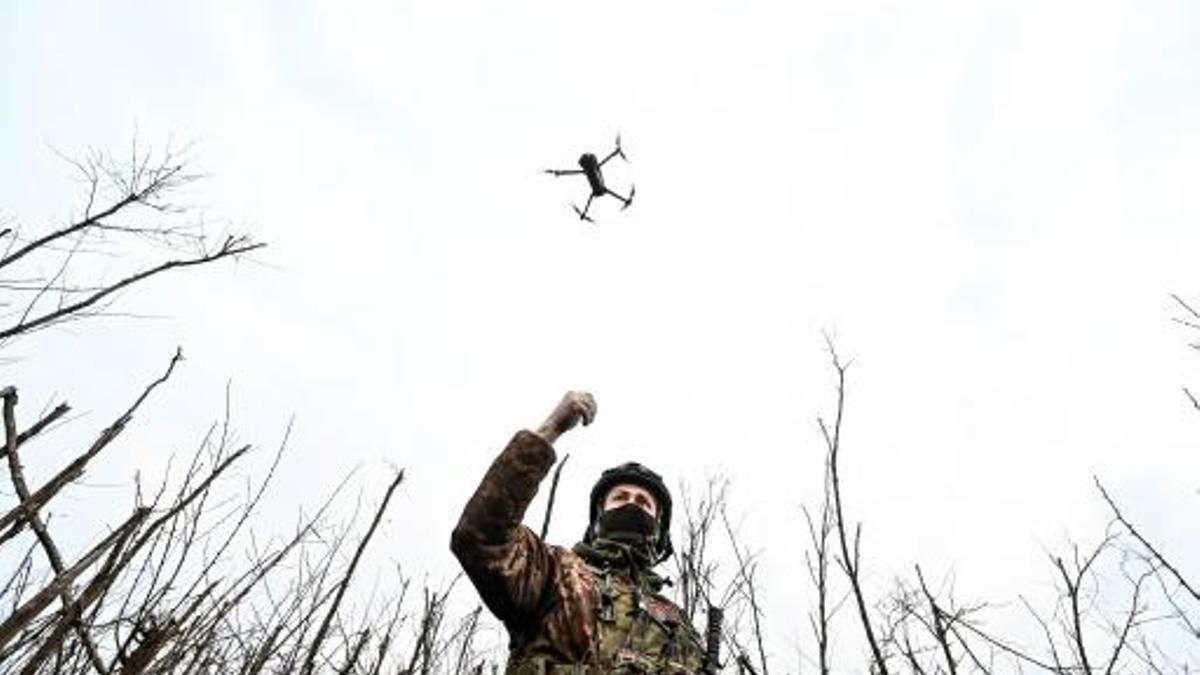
[[451, 391, 704, 675]]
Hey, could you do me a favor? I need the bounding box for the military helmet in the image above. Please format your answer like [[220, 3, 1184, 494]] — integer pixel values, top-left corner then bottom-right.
[[586, 461, 674, 562]]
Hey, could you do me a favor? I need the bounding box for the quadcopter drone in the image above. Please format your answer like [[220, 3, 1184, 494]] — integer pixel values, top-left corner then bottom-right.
[[544, 136, 635, 222]]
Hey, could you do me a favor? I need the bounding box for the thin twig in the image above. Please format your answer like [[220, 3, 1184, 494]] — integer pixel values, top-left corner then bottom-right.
[[540, 453, 570, 540], [0, 351, 183, 535], [0, 236, 263, 342], [819, 336, 888, 675], [300, 469, 405, 675], [0, 507, 148, 652], [720, 509, 770, 675], [3, 387, 110, 674], [1095, 477, 1200, 603]]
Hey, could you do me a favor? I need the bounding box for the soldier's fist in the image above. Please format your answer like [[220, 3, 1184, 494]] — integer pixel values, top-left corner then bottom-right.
[[535, 391, 596, 444]]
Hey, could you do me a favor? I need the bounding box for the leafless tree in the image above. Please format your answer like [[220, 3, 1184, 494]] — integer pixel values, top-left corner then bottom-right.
[[801, 432, 843, 675], [0, 142, 493, 675], [798, 326, 1200, 675], [675, 476, 728, 626], [0, 139, 262, 348], [817, 337, 892, 675], [672, 474, 780, 675]]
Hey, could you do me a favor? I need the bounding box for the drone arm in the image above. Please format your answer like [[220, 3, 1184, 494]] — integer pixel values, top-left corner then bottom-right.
[[598, 148, 622, 166], [605, 187, 634, 207], [544, 168, 584, 176]]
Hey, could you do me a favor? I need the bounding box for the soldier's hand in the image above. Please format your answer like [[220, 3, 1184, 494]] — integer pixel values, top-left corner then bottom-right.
[[534, 391, 596, 445]]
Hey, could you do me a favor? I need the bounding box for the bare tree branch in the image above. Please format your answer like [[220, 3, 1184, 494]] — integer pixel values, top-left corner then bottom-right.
[[819, 336, 889, 675], [1095, 478, 1200, 605], [539, 453, 570, 541], [301, 469, 405, 675], [0, 507, 148, 653], [0, 235, 263, 343]]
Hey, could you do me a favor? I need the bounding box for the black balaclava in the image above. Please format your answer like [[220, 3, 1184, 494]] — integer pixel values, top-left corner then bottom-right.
[[593, 502, 658, 544]]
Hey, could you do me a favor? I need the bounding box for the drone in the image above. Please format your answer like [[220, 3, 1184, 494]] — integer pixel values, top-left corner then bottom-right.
[[544, 136, 635, 222]]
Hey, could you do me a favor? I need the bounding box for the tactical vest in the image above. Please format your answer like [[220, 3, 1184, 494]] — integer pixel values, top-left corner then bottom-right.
[[505, 564, 704, 675]]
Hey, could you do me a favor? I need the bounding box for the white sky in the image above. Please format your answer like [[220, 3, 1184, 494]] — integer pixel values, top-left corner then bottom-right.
[[3, 1, 1199, 668]]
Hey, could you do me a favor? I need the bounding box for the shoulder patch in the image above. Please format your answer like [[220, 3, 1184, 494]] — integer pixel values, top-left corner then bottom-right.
[[644, 594, 685, 624]]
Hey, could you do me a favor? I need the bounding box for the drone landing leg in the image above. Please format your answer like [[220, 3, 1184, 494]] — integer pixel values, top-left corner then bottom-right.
[[573, 195, 596, 222]]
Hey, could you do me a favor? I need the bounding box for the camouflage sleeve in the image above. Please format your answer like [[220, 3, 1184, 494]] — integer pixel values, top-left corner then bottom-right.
[[450, 429, 560, 625]]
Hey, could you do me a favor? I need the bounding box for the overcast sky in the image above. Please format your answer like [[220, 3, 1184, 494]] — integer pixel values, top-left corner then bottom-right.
[[3, 1, 1199, 667]]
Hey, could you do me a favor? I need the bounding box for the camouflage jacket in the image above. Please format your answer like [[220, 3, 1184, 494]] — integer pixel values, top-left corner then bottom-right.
[[450, 430, 703, 675]]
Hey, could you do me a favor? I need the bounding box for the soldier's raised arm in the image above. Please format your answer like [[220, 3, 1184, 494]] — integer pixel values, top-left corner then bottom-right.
[[449, 392, 596, 624]]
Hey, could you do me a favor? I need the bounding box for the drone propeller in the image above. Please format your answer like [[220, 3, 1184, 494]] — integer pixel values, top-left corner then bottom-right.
[[621, 185, 635, 210], [599, 136, 626, 167]]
